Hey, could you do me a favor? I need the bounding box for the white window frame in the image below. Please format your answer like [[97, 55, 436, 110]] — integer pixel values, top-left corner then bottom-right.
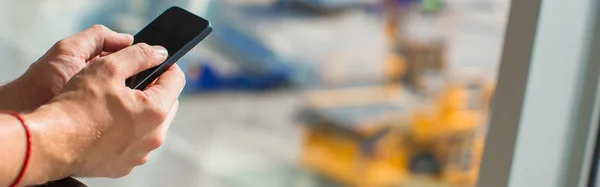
[[478, 0, 600, 186]]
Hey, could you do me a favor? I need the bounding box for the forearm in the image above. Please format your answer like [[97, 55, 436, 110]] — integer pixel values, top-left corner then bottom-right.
[[0, 106, 72, 186]]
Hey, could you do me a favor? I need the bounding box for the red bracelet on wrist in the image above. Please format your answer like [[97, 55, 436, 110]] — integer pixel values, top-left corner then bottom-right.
[[3, 112, 32, 187]]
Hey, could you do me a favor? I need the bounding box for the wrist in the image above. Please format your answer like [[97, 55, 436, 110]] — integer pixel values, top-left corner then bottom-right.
[[19, 103, 77, 185], [0, 81, 25, 112], [0, 114, 27, 186]]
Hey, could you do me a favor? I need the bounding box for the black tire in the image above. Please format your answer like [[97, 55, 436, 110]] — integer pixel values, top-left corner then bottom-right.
[[409, 152, 442, 175]]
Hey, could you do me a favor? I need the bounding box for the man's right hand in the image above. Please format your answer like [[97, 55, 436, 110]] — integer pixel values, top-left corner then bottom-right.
[[22, 43, 185, 184]]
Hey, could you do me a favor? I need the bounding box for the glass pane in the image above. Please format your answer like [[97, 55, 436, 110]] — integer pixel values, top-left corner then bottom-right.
[[0, 0, 511, 186]]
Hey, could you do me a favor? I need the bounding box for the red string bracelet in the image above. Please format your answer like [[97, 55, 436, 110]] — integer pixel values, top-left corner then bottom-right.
[[3, 112, 32, 187]]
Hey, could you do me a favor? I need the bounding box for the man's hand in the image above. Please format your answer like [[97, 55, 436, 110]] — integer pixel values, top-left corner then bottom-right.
[[20, 43, 185, 184], [0, 25, 133, 112]]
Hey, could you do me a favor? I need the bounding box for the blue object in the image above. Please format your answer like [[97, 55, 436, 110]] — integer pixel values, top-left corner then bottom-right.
[[187, 63, 292, 92], [201, 1, 322, 89], [197, 63, 220, 89], [276, 0, 378, 9]]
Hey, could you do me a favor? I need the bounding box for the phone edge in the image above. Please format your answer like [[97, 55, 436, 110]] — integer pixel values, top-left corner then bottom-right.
[[132, 24, 213, 90]]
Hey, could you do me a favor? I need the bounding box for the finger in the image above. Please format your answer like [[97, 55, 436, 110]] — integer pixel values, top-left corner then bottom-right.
[[146, 79, 158, 88], [55, 25, 133, 61], [140, 100, 179, 153], [159, 99, 178, 138], [87, 51, 114, 64], [87, 55, 101, 64], [99, 51, 113, 57], [99, 43, 168, 79], [143, 64, 185, 114], [136, 153, 152, 166]]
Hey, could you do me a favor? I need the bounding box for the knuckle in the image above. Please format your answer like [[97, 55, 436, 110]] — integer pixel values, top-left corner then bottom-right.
[[133, 43, 154, 58], [135, 92, 153, 105], [136, 155, 151, 166], [134, 93, 168, 122], [101, 61, 121, 76], [147, 136, 165, 150], [175, 68, 187, 85], [53, 39, 73, 54], [90, 24, 109, 32], [150, 107, 169, 122]]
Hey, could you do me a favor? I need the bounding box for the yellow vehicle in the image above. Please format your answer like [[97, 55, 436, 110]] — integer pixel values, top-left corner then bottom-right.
[[299, 4, 492, 185], [298, 78, 493, 187], [299, 101, 410, 187], [403, 78, 493, 185]]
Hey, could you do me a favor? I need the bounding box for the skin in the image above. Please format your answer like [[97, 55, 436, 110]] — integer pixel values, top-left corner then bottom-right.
[[0, 25, 185, 186]]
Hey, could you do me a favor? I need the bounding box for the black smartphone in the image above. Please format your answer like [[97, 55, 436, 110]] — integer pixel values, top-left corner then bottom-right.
[[126, 6, 212, 90]]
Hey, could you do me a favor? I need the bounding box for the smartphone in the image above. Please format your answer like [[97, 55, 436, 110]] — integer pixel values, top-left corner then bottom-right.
[[126, 6, 212, 90]]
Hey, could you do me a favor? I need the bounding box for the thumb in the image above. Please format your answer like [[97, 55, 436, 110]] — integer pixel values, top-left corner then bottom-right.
[[97, 43, 168, 79]]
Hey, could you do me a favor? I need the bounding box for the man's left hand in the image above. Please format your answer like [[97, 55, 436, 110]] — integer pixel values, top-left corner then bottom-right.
[[0, 25, 133, 111]]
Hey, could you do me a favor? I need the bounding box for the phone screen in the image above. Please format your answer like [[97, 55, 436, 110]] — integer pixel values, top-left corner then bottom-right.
[[126, 6, 211, 90]]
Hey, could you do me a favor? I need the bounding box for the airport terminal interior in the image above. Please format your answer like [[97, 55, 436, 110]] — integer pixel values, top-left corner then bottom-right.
[[3, 0, 581, 187]]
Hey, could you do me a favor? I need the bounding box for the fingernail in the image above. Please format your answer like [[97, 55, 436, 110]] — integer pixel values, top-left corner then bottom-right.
[[153, 46, 168, 57]]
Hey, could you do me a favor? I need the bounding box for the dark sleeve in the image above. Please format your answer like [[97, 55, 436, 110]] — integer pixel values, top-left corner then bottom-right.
[[34, 177, 87, 187]]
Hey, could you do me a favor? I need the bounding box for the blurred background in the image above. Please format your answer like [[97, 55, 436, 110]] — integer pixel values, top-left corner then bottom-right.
[[0, 0, 510, 186]]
